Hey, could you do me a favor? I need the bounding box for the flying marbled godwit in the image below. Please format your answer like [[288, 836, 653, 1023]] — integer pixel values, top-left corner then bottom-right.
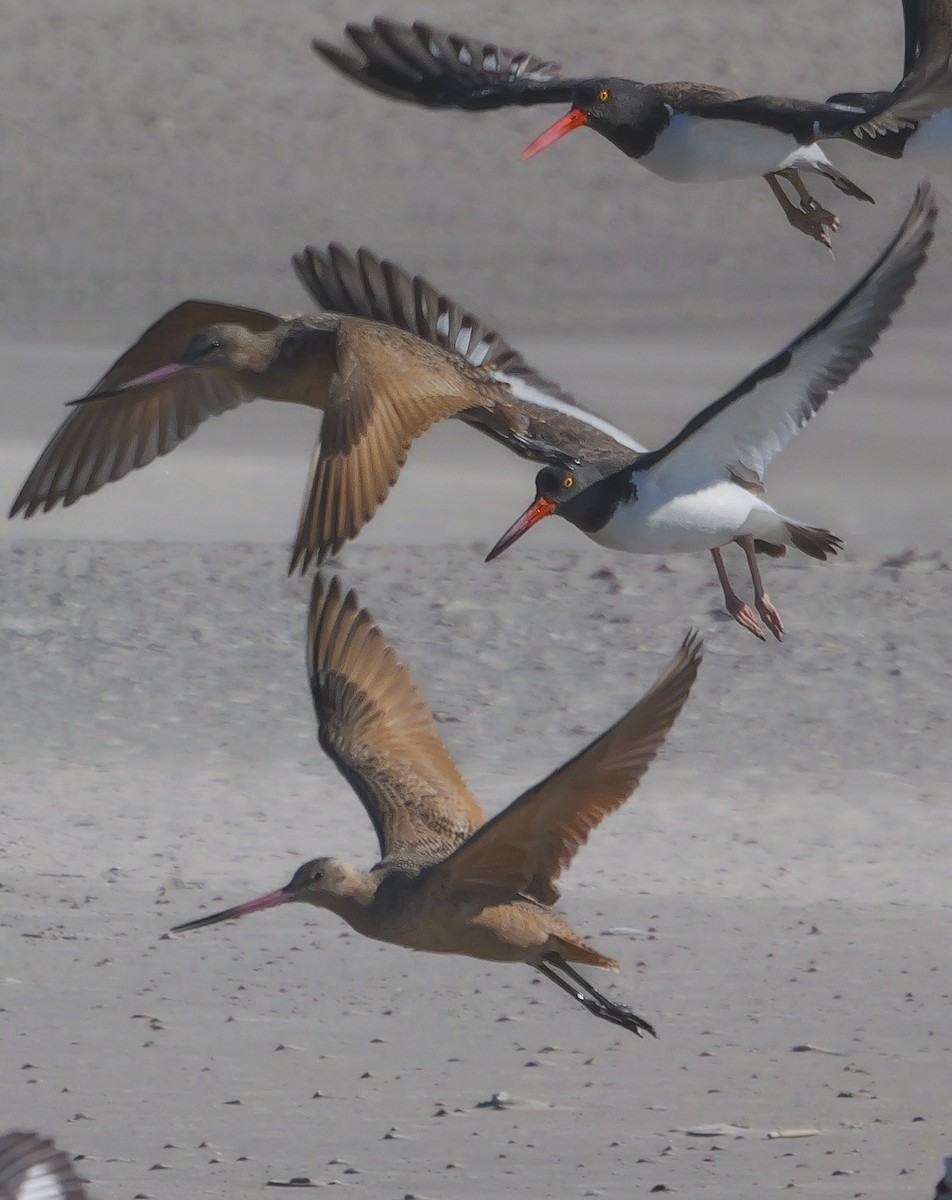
[[173, 575, 702, 1038], [9, 251, 640, 575], [0, 1131, 87, 1200], [483, 183, 936, 640], [313, 15, 952, 248]]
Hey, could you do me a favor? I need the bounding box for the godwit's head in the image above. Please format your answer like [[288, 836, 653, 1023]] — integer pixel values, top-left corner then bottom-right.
[[171, 856, 369, 933], [176, 323, 278, 374]]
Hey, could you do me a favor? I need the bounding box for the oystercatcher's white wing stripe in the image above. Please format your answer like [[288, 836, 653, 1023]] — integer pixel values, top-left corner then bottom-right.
[[493, 371, 647, 453], [644, 183, 936, 493]]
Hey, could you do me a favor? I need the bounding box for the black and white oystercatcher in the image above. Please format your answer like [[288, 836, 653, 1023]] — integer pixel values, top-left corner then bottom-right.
[[173, 574, 702, 1039], [485, 183, 937, 641], [313, 15, 952, 248]]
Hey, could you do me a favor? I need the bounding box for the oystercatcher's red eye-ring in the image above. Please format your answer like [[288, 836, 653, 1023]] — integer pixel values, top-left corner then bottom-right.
[[598, 88, 610, 102], [562, 475, 575, 489]]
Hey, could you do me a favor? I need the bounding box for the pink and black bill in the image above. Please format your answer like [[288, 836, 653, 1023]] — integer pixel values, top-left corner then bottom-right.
[[171, 885, 294, 932]]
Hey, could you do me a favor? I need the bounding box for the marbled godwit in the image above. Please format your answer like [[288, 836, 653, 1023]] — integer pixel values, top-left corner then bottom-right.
[[830, 0, 952, 173], [313, 17, 952, 249], [173, 575, 702, 1038], [483, 183, 936, 641], [0, 1131, 87, 1200], [9, 250, 640, 575]]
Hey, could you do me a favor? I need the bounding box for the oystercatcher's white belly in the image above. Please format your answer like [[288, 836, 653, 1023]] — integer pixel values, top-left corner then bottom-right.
[[643, 112, 829, 182], [903, 108, 952, 174], [587, 478, 784, 554]]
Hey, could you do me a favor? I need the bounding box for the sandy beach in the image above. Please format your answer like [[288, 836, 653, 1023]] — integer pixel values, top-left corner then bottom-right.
[[2, 2, 951, 1198]]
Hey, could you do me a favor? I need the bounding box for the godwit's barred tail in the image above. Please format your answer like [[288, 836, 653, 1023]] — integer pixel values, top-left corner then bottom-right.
[[173, 574, 702, 1038]]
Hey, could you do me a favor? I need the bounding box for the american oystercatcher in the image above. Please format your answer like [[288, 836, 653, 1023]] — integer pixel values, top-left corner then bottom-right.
[[485, 184, 936, 640], [314, 15, 952, 248]]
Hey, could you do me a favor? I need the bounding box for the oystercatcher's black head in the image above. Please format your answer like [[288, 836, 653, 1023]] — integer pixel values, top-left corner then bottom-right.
[[521, 78, 646, 159], [485, 462, 635, 561]]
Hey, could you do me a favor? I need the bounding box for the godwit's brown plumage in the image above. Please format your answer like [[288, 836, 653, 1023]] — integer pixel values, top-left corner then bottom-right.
[[173, 575, 702, 1038], [0, 1131, 88, 1200], [10, 250, 636, 573]]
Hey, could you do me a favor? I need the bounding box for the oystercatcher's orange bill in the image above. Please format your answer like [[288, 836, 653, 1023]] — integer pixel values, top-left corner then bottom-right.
[[521, 108, 589, 160], [485, 496, 556, 562]]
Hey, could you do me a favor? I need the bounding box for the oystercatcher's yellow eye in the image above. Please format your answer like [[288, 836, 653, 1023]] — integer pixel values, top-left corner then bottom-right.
[[563, 475, 574, 489], [598, 88, 610, 102]]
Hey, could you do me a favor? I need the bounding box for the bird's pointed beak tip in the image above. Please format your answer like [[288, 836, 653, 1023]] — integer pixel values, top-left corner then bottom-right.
[[521, 108, 589, 160], [68, 360, 191, 405], [485, 496, 556, 562], [170, 886, 293, 934]]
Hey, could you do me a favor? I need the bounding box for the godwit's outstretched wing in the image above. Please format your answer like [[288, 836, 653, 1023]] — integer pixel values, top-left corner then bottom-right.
[[0, 1132, 88, 1200], [10, 301, 281, 518], [430, 631, 702, 905], [307, 575, 485, 868], [289, 246, 641, 571]]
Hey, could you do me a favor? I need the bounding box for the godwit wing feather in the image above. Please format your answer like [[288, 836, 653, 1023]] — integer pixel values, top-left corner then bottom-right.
[[429, 631, 702, 906], [637, 183, 935, 495], [289, 320, 511, 571], [307, 575, 485, 867], [293, 244, 639, 503], [0, 1132, 88, 1200], [9, 301, 281, 518]]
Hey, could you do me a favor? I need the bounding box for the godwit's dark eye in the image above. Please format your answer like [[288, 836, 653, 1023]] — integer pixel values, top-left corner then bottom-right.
[[598, 88, 610, 102]]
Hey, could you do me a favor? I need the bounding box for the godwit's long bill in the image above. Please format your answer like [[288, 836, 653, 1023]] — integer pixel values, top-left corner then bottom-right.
[[485, 183, 937, 641], [173, 575, 702, 1039], [0, 1131, 88, 1200], [9, 247, 640, 575], [314, 16, 952, 248]]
